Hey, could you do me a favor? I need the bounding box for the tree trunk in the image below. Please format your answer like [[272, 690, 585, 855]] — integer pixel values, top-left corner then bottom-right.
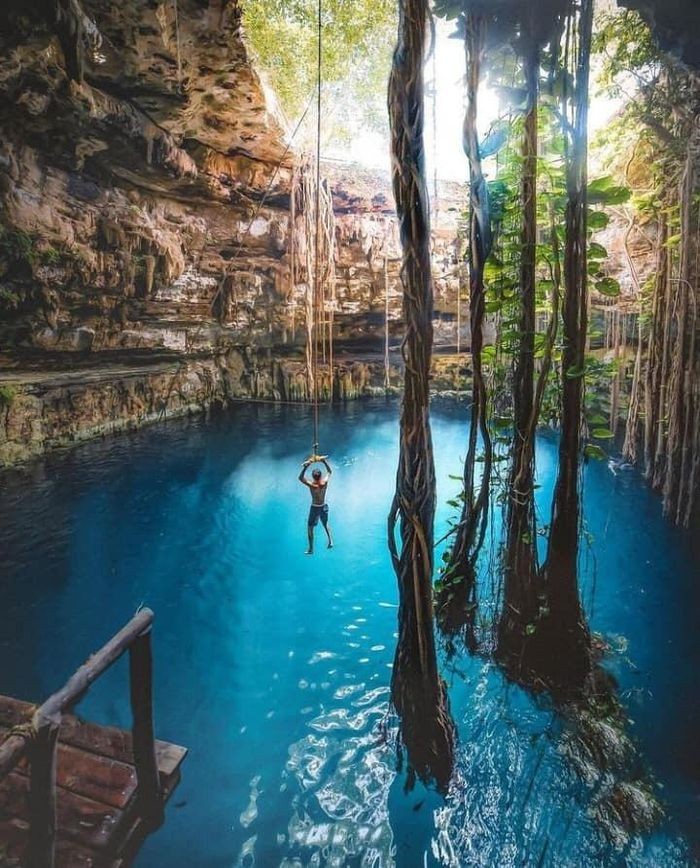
[[498, 40, 541, 670], [664, 134, 699, 525], [387, 0, 454, 792], [444, 12, 493, 607], [536, 0, 594, 694]]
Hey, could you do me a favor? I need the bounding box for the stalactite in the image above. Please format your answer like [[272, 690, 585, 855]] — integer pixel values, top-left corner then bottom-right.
[[54, 0, 101, 83], [623, 304, 644, 464], [384, 217, 391, 392], [619, 67, 700, 526], [610, 307, 622, 434], [297, 161, 337, 402]]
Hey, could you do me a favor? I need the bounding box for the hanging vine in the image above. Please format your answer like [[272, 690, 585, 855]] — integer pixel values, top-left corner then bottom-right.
[[442, 11, 493, 612], [600, 12, 700, 527]]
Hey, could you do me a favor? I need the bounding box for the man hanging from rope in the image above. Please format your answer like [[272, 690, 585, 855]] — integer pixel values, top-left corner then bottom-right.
[[298, 456, 333, 554]]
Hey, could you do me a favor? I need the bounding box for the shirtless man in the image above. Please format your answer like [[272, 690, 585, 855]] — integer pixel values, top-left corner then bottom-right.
[[298, 456, 333, 554]]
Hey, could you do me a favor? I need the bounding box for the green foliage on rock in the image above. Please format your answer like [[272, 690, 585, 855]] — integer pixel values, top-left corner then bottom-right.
[[0, 384, 17, 410], [0, 228, 38, 269], [242, 0, 396, 144]]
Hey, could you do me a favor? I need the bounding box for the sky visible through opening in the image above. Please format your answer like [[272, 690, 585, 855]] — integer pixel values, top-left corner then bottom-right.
[[321, 20, 621, 182]]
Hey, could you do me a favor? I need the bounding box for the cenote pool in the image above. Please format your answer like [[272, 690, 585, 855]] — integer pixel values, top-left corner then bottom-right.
[[1, 400, 698, 866]]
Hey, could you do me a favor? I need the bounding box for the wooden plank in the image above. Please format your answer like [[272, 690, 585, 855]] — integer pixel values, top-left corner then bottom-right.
[[52, 745, 136, 812], [0, 694, 187, 867], [0, 772, 126, 852], [0, 818, 97, 867], [0, 727, 183, 816], [0, 698, 187, 778], [0, 761, 184, 868], [107, 768, 183, 868], [0, 726, 138, 810]]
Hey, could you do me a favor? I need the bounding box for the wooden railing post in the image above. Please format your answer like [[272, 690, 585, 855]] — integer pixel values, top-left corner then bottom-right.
[[129, 626, 163, 827], [27, 710, 60, 868]]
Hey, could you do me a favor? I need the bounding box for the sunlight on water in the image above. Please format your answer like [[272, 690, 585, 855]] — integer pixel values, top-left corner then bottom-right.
[[0, 401, 697, 867]]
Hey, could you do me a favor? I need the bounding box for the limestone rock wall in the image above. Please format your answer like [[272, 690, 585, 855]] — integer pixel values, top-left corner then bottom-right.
[[0, 0, 296, 356], [0, 351, 407, 465], [0, 0, 467, 465], [0, 0, 466, 360]]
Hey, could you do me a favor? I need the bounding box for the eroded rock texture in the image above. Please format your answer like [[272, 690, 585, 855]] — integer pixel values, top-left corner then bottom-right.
[[0, 0, 465, 464]]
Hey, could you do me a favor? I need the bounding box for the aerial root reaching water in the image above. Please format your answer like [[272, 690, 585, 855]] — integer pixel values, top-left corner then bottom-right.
[[387, 0, 455, 791]]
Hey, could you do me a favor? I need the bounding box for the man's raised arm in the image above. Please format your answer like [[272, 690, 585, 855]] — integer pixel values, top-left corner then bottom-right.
[[321, 457, 332, 481], [298, 459, 312, 486]]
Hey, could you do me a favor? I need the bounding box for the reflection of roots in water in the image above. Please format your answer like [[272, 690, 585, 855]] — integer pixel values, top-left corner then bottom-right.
[[495, 591, 593, 703], [558, 664, 665, 849], [435, 574, 478, 657], [391, 656, 456, 795]]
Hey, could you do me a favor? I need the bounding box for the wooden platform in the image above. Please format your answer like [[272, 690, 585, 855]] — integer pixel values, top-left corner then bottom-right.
[[0, 696, 187, 867]]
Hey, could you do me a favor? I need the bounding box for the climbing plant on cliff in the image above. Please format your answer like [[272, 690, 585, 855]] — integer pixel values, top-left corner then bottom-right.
[[387, 0, 454, 791]]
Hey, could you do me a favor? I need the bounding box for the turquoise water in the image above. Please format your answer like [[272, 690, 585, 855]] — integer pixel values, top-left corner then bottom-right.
[[0, 400, 698, 866]]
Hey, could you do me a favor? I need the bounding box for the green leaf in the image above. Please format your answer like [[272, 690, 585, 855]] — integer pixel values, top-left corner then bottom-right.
[[525, 624, 537, 636], [588, 175, 616, 193], [566, 365, 585, 379], [493, 416, 512, 429], [481, 345, 496, 364], [588, 180, 631, 205], [588, 210, 610, 230], [588, 242, 608, 260], [605, 186, 631, 205], [584, 444, 607, 460], [595, 277, 621, 297], [591, 428, 615, 439]]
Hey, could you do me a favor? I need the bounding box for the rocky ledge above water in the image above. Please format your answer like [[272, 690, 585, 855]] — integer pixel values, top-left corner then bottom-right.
[[0, 350, 473, 465]]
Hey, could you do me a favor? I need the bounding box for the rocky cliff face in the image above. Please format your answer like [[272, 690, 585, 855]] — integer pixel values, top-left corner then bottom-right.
[[0, 0, 466, 464], [0, 0, 293, 357]]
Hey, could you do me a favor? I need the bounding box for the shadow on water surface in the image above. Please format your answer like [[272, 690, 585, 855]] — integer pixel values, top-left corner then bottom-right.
[[0, 400, 697, 866]]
